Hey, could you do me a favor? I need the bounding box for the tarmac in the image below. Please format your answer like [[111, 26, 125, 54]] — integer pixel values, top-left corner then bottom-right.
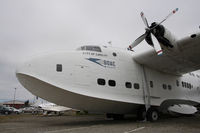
[[1, 113, 200, 133]]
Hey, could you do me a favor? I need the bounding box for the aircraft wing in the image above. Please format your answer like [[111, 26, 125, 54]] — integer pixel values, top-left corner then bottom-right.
[[41, 106, 71, 112], [133, 32, 200, 75], [39, 103, 71, 112]]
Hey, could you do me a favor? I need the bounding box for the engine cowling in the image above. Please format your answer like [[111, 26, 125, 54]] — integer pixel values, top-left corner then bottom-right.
[[145, 22, 177, 48]]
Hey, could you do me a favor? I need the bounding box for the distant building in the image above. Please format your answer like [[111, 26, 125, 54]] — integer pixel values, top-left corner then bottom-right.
[[3, 100, 25, 109]]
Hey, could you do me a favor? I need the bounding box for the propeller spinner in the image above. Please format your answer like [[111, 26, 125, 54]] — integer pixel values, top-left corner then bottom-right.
[[129, 8, 178, 55]]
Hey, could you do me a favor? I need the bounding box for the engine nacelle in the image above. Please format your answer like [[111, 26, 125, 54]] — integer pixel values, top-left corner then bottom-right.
[[145, 22, 177, 49], [162, 26, 177, 47]]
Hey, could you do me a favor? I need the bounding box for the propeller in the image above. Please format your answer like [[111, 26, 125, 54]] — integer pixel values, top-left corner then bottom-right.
[[129, 8, 178, 55]]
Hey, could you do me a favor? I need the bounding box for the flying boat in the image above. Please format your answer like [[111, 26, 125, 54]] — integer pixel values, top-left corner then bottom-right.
[[16, 8, 200, 121]]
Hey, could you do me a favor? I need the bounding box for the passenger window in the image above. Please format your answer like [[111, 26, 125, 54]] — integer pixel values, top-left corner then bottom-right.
[[108, 80, 116, 87], [150, 81, 153, 88], [189, 83, 192, 89], [134, 83, 140, 89], [168, 85, 172, 90], [97, 78, 106, 86], [56, 64, 62, 72], [163, 84, 167, 90], [113, 52, 117, 57], [176, 80, 179, 86], [182, 82, 184, 87], [125, 82, 132, 88], [183, 82, 186, 88]]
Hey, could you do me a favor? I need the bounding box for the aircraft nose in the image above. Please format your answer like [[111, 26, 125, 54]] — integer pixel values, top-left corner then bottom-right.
[[16, 58, 38, 88], [16, 60, 33, 91], [16, 53, 52, 77], [15, 52, 72, 88], [15, 54, 55, 99], [16, 53, 57, 91], [16, 55, 42, 77], [16, 51, 75, 91], [16, 62, 31, 76]]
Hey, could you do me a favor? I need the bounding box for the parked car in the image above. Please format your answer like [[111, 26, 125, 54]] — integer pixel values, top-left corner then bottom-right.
[[0, 105, 12, 115], [7, 107, 22, 114]]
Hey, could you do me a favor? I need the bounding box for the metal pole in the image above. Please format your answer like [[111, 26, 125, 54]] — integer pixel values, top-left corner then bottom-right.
[[13, 88, 16, 107]]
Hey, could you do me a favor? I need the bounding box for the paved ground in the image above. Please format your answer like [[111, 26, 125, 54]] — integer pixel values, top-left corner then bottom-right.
[[1, 114, 200, 133]]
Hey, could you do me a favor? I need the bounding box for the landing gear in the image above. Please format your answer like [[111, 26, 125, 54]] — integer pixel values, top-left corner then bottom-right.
[[146, 108, 159, 122], [137, 107, 159, 122]]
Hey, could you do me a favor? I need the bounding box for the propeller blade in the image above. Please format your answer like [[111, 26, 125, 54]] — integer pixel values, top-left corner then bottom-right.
[[140, 12, 149, 28], [151, 8, 179, 30], [129, 33, 147, 49], [151, 34, 163, 56], [158, 8, 178, 25]]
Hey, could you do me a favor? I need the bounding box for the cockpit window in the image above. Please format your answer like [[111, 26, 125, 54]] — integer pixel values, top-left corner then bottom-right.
[[77, 45, 102, 52]]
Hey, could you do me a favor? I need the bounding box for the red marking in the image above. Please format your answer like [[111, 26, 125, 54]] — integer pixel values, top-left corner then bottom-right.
[[141, 12, 144, 16], [173, 10, 176, 13], [157, 50, 163, 54], [129, 45, 132, 49]]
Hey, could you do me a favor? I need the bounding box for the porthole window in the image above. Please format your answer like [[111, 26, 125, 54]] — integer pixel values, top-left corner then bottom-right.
[[125, 82, 132, 88], [168, 85, 172, 90], [182, 81, 184, 87], [113, 52, 117, 57], [56, 64, 62, 72], [108, 80, 116, 87], [183, 82, 186, 88], [186, 83, 189, 88], [97, 78, 106, 86], [150, 81, 153, 88], [191, 34, 197, 38], [188, 83, 191, 89], [134, 83, 140, 89], [163, 84, 167, 90]]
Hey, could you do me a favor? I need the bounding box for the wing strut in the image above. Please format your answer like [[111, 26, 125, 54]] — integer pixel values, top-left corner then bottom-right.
[[141, 65, 151, 115]]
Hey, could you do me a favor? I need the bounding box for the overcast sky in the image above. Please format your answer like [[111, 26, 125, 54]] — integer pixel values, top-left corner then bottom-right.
[[0, 0, 200, 101]]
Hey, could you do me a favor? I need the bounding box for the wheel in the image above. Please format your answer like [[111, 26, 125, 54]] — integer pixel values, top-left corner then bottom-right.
[[137, 107, 146, 121], [147, 108, 159, 122], [5, 111, 8, 115]]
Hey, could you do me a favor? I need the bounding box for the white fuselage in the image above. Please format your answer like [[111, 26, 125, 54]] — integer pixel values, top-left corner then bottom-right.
[[16, 46, 200, 114]]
